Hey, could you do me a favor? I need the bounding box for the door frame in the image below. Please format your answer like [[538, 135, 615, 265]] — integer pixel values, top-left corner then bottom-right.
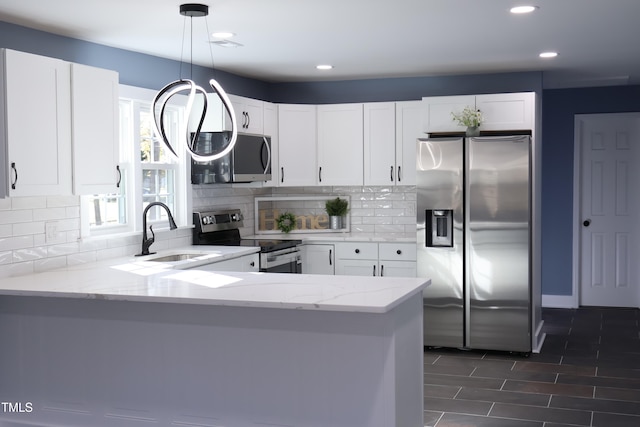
[[572, 112, 640, 308]]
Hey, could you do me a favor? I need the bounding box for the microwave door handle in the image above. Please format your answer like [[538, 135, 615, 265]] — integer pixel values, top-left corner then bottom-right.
[[262, 136, 271, 174]]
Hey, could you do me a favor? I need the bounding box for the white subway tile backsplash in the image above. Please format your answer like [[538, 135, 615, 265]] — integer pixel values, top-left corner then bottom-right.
[[0, 209, 34, 224], [11, 197, 47, 210], [46, 195, 80, 208], [0, 224, 11, 238], [0, 250, 12, 265], [12, 221, 45, 236], [13, 247, 47, 262], [33, 207, 67, 221], [0, 184, 417, 278], [0, 235, 35, 251]]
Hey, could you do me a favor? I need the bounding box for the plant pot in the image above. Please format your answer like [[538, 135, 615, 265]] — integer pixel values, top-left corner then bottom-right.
[[329, 215, 343, 230], [466, 126, 480, 137]]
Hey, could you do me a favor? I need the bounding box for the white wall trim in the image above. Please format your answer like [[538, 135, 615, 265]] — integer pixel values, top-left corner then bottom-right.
[[542, 294, 578, 309]]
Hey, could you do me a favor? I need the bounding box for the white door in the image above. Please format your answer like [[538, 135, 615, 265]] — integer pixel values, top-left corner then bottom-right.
[[577, 113, 640, 307]]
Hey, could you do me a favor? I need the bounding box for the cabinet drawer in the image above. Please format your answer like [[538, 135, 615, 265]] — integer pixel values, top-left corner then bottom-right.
[[335, 242, 378, 260], [378, 243, 416, 261]]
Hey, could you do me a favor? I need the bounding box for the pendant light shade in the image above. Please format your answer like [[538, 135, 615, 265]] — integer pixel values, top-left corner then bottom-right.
[[152, 3, 237, 163]]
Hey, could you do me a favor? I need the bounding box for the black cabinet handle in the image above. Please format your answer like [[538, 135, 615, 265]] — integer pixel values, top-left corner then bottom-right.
[[355, 248, 360, 254], [329, 249, 332, 266], [281, 167, 284, 183], [319, 167, 322, 182], [10, 162, 17, 190], [246, 111, 251, 129], [397, 249, 402, 255], [390, 165, 394, 181], [250, 261, 255, 267], [116, 165, 122, 188], [397, 166, 402, 182], [583, 219, 591, 227], [373, 265, 376, 276], [381, 265, 384, 277]]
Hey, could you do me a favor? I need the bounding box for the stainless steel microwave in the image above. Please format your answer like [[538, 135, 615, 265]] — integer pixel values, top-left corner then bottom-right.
[[191, 132, 272, 184]]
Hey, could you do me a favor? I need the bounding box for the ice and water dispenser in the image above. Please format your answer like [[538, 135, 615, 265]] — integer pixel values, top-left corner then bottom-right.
[[425, 209, 453, 247]]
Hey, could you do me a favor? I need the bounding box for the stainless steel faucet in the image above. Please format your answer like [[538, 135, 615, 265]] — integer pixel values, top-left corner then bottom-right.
[[136, 202, 178, 256]]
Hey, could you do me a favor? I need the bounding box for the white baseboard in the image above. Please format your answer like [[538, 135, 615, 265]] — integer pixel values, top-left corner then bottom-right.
[[542, 294, 578, 309]]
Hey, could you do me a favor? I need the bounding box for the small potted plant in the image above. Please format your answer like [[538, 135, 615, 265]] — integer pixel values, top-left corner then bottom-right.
[[325, 197, 349, 230], [451, 106, 483, 136]]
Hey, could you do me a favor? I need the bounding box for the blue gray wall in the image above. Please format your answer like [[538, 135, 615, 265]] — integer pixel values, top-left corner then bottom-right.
[[541, 86, 640, 296], [3, 19, 640, 298]]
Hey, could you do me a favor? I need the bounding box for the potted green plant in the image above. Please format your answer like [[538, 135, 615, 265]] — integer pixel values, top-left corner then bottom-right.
[[451, 106, 483, 136], [325, 197, 349, 230]]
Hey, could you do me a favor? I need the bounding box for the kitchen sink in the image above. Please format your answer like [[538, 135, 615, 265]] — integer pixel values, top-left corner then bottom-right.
[[146, 253, 204, 262]]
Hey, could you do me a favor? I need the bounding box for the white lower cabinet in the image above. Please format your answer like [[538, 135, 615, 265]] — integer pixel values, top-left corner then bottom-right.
[[301, 243, 335, 275], [378, 243, 417, 277], [334, 242, 416, 277], [194, 253, 260, 272]]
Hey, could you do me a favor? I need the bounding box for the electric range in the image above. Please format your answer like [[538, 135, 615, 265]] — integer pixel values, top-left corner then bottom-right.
[[192, 209, 302, 273]]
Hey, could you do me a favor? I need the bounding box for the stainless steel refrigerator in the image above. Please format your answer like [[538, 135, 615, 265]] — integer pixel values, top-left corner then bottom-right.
[[417, 134, 532, 353]]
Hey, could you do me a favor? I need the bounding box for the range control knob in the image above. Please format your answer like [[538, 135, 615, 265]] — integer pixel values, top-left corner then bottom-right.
[[202, 216, 209, 225]]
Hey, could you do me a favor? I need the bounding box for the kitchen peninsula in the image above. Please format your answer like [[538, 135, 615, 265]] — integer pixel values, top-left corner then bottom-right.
[[0, 256, 429, 427]]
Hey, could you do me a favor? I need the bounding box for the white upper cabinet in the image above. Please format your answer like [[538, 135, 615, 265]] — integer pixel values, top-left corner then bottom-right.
[[475, 92, 535, 131], [423, 93, 535, 133], [394, 101, 424, 186], [227, 94, 264, 134], [423, 95, 475, 133], [71, 63, 120, 195], [363, 102, 396, 186], [262, 101, 278, 187], [317, 103, 363, 186], [364, 101, 422, 187], [277, 104, 317, 187], [0, 49, 72, 197]]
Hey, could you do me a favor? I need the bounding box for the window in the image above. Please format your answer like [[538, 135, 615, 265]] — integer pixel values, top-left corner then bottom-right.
[[139, 103, 180, 223], [81, 86, 188, 237]]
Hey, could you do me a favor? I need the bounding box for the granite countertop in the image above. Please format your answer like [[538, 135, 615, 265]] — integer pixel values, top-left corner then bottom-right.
[[0, 246, 429, 314]]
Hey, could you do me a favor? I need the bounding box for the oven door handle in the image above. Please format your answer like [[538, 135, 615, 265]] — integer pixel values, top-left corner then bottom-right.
[[266, 252, 300, 263]]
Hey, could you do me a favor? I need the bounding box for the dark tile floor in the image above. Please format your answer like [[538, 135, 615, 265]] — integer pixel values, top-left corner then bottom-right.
[[424, 307, 640, 427]]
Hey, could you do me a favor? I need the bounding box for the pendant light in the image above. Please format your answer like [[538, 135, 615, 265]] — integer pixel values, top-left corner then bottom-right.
[[151, 3, 237, 163]]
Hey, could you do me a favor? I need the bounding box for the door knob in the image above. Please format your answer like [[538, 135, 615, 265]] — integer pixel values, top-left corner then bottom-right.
[[583, 219, 591, 227]]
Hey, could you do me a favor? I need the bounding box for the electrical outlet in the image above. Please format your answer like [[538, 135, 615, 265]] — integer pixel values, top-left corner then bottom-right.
[[45, 221, 60, 242]]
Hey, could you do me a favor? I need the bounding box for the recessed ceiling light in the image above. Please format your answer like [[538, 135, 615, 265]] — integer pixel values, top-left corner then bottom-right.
[[510, 5, 538, 14], [539, 51, 558, 58], [316, 65, 333, 70], [211, 32, 235, 39]]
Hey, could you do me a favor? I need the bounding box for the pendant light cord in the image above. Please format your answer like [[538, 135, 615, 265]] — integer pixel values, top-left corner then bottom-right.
[[178, 14, 216, 80]]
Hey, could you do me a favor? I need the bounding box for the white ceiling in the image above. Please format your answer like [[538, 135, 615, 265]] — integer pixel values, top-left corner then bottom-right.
[[1, 0, 639, 88]]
